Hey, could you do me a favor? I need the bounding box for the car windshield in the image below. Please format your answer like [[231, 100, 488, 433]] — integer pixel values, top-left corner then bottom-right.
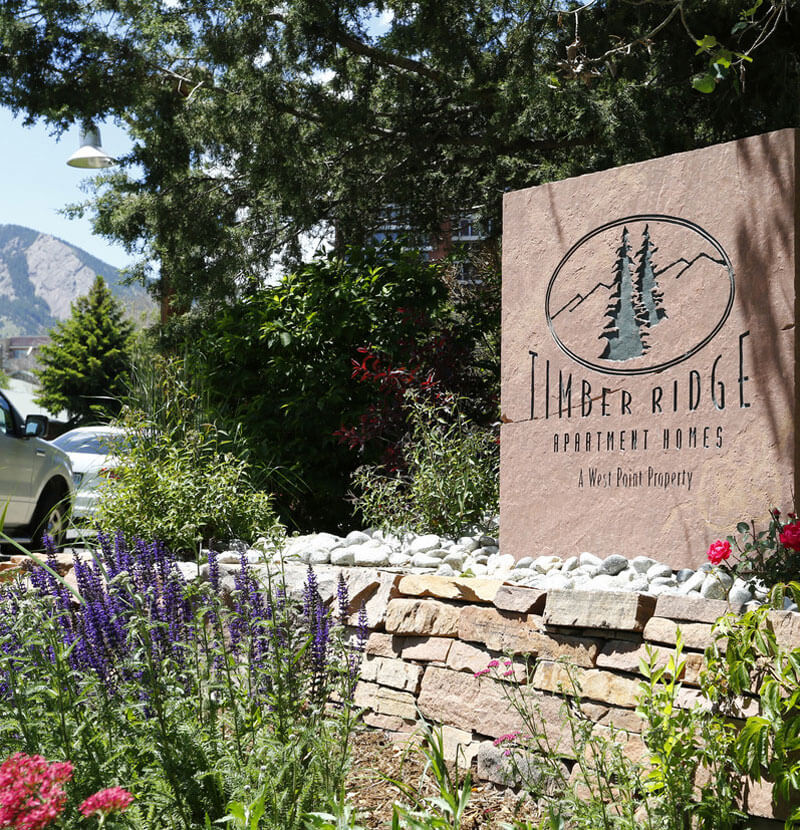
[[53, 432, 125, 454]]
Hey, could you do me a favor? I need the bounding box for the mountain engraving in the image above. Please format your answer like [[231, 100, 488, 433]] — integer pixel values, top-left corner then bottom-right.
[[544, 215, 735, 376]]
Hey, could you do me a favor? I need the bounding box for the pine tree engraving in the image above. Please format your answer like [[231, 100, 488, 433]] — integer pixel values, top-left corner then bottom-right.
[[635, 224, 667, 327], [600, 227, 648, 361]]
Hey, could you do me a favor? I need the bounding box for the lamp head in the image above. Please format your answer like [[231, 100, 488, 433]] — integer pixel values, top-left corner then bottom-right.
[[66, 123, 116, 169]]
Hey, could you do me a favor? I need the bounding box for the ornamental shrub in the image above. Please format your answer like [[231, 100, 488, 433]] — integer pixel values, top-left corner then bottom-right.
[[179, 242, 499, 532], [350, 390, 499, 538], [96, 356, 283, 557]]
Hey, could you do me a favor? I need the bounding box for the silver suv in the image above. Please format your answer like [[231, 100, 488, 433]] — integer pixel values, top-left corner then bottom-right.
[[0, 390, 74, 551]]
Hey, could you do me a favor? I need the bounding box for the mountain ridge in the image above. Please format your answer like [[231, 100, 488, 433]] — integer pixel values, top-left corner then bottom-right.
[[0, 224, 152, 336]]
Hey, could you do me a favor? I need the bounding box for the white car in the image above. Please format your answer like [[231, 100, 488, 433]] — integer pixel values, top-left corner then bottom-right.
[[51, 425, 128, 520], [0, 390, 74, 550]]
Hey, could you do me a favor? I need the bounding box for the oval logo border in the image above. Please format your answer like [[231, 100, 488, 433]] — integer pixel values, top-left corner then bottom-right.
[[544, 214, 736, 376]]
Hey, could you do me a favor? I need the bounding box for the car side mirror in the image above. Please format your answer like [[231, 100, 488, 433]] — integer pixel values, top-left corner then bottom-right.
[[24, 414, 48, 438]]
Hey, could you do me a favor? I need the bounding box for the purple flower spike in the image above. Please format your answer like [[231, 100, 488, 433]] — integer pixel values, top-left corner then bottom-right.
[[207, 549, 220, 593], [336, 573, 349, 625], [356, 601, 369, 651]]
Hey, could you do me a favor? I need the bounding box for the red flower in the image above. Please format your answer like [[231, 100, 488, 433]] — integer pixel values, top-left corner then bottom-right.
[[707, 539, 732, 566], [779, 520, 800, 552], [0, 754, 73, 830], [79, 786, 133, 818]]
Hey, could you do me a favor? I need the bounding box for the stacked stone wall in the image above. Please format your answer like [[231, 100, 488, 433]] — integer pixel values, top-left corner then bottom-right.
[[348, 572, 800, 825]]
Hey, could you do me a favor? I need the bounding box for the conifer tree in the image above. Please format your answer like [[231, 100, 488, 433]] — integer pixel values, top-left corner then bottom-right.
[[600, 227, 647, 361], [35, 276, 134, 424], [635, 225, 667, 327]]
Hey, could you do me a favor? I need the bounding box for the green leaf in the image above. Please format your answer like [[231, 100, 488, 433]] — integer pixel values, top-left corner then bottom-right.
[[692, 73, 716, 93], [695, 35, 719, 53], [741, 0, 763, 18], [737, 522, 751, 534]]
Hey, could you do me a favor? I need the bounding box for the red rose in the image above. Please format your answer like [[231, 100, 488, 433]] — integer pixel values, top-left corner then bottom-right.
[[779, 520, 800, 551], [707, 539, 732, 566]]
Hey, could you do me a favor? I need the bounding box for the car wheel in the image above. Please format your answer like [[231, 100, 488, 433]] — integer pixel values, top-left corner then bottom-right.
[[29, 483, 70, 552]]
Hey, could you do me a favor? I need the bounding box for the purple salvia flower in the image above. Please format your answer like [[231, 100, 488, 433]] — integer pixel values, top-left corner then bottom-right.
[[357, 601, 369, 651], [303, 566, 319, 622], [336, 572, 349, 626], [96, 529, 114, 562], [310, 603, 332, 700], [207, 549, 220, 593]]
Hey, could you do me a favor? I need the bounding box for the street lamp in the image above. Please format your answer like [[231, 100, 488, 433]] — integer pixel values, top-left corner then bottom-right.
[[66, 123, 116, 169], [65, 120, 175, 324]]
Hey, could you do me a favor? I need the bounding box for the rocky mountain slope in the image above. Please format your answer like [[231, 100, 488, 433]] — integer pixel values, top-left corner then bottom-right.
[[0, 224, 152, 336]]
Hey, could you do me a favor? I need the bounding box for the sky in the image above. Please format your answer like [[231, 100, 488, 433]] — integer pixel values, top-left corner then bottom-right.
[[0, 108, 132, 269]]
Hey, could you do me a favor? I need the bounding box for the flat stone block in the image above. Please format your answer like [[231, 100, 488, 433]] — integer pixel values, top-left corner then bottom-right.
[[743, 776, 800, 821], [441, 725, 480, 766], [354, 681, 417, 720], [360, 655, 423, 693], [362, 711, 415, 732], [544, 589, 656, 632], [643, 616, 717, 650], [384, 598, 460, 637], [397, 574, 502, 603], [493, 585, 547, 614], [346, 571, 402, 629], [365, 632, 397, 658], [532, 662, 641, 709], [417, 666, 564, 741], [654, 594, 739, 623], [767, 609, 800, 649], [399, 636, 453, 663], [597, 639, 705, 685], [458, 605, 542, 652], [445, 640, 527, 681], [580, 702, 646, 733]]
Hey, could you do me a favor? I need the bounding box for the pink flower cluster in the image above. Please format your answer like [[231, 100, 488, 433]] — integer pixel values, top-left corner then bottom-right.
[[0, 754, 73, 830], [492, 732, 520, 747], [707, 539, 732, 566], [474, 658, 515, 679], [79, 786, 133, 818]]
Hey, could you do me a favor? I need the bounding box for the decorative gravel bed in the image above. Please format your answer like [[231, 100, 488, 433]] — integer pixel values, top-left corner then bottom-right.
[[217, 525, 799, 612]]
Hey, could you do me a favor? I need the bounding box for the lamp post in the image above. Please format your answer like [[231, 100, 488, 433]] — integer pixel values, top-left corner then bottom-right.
[[66, 122, 175, 324]]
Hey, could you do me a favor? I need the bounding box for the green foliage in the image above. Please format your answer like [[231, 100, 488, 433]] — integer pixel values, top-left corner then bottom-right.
[[34, 275, 134, 424], [389, 721, 473, 830], [96, 357, 283, 555], [186, 245, 456, 531], [351, 391, 498, 538], [636, 633, 745, 830], [705, 582, 800, 826], [0, 367, 9, 389], [479, 642, 756, 829], [1, 1, 797, 307]]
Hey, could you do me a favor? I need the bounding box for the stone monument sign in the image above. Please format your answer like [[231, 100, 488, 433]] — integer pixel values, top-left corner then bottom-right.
[[500, 129, 799, 569]]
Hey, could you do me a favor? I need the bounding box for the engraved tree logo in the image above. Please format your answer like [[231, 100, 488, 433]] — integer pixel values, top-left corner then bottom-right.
[[600, 225, 667, 361], [635, 224, 667, 327], [600, 227, 648, 360]]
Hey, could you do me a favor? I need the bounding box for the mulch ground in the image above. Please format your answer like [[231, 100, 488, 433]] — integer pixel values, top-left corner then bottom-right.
[[345, 729, 542, 828]]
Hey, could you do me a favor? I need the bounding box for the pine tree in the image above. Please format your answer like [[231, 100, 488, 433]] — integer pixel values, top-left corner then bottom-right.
[[634, 225, 667, 327], [600, 227, 647, 361], [34, 276, 134, 424]]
